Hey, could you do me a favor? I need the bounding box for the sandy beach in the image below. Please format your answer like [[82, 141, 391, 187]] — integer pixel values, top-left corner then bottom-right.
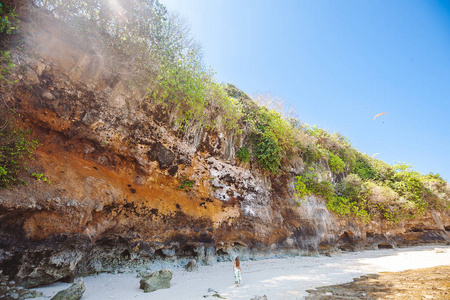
[[34, 245, 450, 300]]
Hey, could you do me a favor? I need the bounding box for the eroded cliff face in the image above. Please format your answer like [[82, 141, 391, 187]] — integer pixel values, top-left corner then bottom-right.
[[1, 10, 449, 288]]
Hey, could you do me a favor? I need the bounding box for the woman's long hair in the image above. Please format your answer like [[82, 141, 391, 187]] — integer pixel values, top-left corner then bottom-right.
[[235, 256, 240, 268]]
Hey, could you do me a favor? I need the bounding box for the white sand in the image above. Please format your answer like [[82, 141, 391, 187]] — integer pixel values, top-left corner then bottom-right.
[[34, 245, 450, 300]]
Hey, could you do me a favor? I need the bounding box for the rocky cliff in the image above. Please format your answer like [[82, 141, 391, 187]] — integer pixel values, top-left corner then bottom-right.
[[0, 7, 449, 288]]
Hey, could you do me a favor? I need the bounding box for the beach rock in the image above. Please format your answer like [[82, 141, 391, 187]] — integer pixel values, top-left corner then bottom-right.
[[151, 143, 175, 169], [139, 269, 173, 293], [50, 279, 85, 300], [250, 295, 268, 300], [185, 259, 198, 272], [0, 272, 43, 300], [137, 270, 152, 278]]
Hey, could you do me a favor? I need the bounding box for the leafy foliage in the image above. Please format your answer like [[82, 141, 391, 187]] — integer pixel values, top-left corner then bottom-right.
[[0, 3, 39, 189], [353, 155, 377, 180], [176, 176, 195, 192], [152, 56, 243, 131], [236, 147, 250, 163], [0, 2, 19, 35], [253, 132, 282, 174], [31, 172, 50, 183], [295, 167, 334, 201], [248, 105, 295, 174], [1, 2, 19, 87], [0, 50, 16, 87], [328, 152, 345, 174], [152, 53, 211, 130], [0, 113, 39, 188]]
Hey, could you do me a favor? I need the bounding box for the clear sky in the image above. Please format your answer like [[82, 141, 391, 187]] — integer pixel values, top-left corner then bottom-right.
[[161, 0, 450, 181]]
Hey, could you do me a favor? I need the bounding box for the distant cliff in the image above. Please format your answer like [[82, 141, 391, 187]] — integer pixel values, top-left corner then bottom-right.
[[0, 3, 448, 289]]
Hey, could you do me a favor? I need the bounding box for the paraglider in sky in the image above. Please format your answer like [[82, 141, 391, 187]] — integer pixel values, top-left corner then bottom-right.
[[374, 112, 387, 120], [371, 153, 380, 158]]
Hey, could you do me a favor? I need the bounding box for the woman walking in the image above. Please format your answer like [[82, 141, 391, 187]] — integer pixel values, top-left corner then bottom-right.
[[233, 256, 242, 287]]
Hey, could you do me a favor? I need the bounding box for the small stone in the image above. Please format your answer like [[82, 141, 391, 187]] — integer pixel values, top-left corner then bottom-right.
[[250, 296, 268, 300], [185, 259, 198, 272], [10, 293, 19, 299], [137, 270, 152, 279], [42, 91, 55, 100]]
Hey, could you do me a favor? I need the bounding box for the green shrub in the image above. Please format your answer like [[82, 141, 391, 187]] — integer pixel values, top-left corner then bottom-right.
[[210, 82, 243, 133], [295, 169, 374, 221], [301, 145, 322, 164], [339, 174, 365, 200], [295, 167, 334, 200], [328, 152, 345, 174], [0, 114, 39, 188], [352, 156, 376, 180], [294, 180, 309, 200], [31, 172, 50, 183], [1, 3, 19, 88], [236, 147, 250, 163], [248, 106, 295, 173], [176, 176, 195, 192], [253, 132, 282, 174], [0, 2, 19, 35], [151, 55, 244, 132], [151, 53, 209, 130], [224, 83, 250, 100], [326, 196, 351, 215], [0, 4, 38, 189]]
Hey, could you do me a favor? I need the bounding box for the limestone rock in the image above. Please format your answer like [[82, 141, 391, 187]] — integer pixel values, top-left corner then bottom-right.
[[0, 272, 43, 300], [139, 269, 173, 293], [137, 270, 152, 278], [185, 259, 197, 272], [150, 142, 175, 169], [51, 279, 85, 300], [435, 247, 446, 253], [250, 295, 268, 300]]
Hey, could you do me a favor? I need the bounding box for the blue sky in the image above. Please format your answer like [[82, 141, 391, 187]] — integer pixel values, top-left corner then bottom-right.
[[161, 0, 450, 181]]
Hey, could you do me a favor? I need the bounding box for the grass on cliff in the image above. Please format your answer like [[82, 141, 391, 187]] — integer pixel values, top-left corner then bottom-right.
[[0, 114, 39, 189], [0, 2, 40, 189]]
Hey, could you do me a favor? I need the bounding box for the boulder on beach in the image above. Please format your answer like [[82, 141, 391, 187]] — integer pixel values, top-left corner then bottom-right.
[[139, 268, 173, 293], [51, 279, 85, 300], [185, 259, 198, 272]]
